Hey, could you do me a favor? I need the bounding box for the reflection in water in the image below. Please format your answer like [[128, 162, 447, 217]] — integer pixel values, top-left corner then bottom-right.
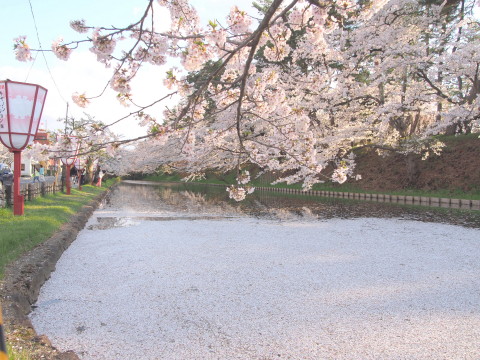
[[104, 181, 480, 228], [87, 215, 238, 230]]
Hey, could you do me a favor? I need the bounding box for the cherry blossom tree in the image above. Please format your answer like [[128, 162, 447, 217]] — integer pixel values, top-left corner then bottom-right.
[[0, 144, 13, 166], [19, 114, 120, 185], [14, 0, 480, 200], [53, 114, 120, 181]]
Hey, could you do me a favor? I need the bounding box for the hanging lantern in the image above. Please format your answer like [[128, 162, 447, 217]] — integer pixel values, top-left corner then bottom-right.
[[0, 80, 48, 215]]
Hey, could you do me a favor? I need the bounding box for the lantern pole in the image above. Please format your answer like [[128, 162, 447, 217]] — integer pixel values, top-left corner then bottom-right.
[[66, 163, 72, 195], [78, 159, 82, 191], [12, 150, 24, 215]]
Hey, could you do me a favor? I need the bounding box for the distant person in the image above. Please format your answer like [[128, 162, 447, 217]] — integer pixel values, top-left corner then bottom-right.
[[92, 166, 100, 185], [32, 167, 40, 183], [96, 170, 105, 187], [71, 166, 78, 185], [79, 168, 85, 185], [39, 164, 45, 182]]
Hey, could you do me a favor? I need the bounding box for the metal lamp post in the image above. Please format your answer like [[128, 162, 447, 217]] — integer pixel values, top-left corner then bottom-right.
[[0, 80, 47, 215], [58, 135, 79, 195]]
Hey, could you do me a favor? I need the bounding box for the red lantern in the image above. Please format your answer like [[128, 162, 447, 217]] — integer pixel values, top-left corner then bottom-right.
[[0, 80, 48, 215]]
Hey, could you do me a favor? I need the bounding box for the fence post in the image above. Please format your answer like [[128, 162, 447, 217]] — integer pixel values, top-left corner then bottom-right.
[[5, 185, 12, 207], [0, 183, 4, 208], [27, 183, 34, 201]]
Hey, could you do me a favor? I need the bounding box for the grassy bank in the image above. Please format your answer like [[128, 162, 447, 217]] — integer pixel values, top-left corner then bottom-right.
[[143, 171, 480, 200], [0, 179, 117, 280]]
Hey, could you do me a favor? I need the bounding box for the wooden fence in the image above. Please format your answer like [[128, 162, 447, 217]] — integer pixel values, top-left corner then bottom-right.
[[0, 181, 64, 208]]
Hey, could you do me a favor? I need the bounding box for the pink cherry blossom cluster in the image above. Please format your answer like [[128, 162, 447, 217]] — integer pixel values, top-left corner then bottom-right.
[[236, 170, 251, 185], [133, 33, 168, 66], [110, 69, 132, 93], [158, 0, 201, 35], [263, 41, 291, 63], [110, 65, 138, 105], [52, 135, 79, 161], [13, 36, 32, 62], [191, 100, 208, 121], [227, 6, 252, 35], [181, 130, 196, 155], [72, 92, 90, 108], [90, 28, 116, 64], [136, 112, 156, 128], [116, 93, 132, 107], [163, 68, 180, 90], [23, 143, 52, 162], [331, 168, 348, 184], [288, 4, 312, 31], [228, 187, 245, 201], [206, 27, 227, 50], [52, 37, 72, 61], [182, 40, 214, 71], [70, 19, 89, 34]]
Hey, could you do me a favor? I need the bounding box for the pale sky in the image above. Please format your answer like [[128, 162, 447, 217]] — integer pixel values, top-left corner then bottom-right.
[[0, 0, 257, 140]]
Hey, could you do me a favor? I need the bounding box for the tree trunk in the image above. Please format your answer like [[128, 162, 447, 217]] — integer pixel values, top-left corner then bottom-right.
[[85, 157, 95, 184], [405, 153, 420, 187], [409, 110, 421, 136], [444, 122, 458, 135]]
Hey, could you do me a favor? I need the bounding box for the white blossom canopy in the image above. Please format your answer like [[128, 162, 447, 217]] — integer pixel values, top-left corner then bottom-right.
[[15, 0, 480, 199]]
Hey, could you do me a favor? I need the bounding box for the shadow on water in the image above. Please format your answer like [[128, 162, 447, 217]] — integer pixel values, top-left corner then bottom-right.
[[100, 181, 480, 229]]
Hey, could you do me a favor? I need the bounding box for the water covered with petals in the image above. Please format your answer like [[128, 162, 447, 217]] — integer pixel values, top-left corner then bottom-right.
[[30, 182, 480, 359]]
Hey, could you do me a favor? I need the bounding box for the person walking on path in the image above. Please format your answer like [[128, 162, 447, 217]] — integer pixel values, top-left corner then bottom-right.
[[39, 164, 45, 182], [96, 170, 105, 187], [91, 166, 100, 185], [79, 168, 85, 185], [71, 166, 78, 185], [32, 167, 40, 183]]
